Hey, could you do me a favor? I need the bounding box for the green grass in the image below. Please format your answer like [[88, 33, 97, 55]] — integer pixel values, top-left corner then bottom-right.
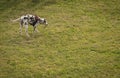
[[0, 0, 120, 78]]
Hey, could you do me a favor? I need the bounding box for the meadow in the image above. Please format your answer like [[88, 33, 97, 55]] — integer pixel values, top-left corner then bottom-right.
[[0, 0, 120, 78]]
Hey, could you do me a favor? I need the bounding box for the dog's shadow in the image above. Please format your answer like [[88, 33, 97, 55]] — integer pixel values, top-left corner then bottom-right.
[[20, 32, 42, 40], [31, 32, 43, 38]]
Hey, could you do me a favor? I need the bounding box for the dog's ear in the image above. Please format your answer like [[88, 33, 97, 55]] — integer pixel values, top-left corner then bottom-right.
[[44, 18, 48, 26], [44, 18, 46, 20], [43, 18, 46, 23], [44, 18, 46, 21]]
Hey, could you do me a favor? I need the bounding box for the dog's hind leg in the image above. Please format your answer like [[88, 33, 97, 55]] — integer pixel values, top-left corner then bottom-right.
[[19, 23, 23, 35], [19, 20, 24, 35], [25, 25, 30, 37]]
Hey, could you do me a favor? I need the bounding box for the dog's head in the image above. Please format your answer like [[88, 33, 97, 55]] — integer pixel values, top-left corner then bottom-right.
[[39, 18, 48, 27]]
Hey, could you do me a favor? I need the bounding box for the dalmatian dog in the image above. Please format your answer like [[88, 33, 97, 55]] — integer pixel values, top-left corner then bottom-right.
[[12, 14, 48, 37]]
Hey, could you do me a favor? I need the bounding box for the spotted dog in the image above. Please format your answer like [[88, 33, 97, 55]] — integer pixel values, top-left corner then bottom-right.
[[12, 14, 48, 37]]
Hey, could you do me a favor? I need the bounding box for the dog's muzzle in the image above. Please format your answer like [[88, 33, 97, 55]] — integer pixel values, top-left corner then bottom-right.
[[45, 22, 48, 25]]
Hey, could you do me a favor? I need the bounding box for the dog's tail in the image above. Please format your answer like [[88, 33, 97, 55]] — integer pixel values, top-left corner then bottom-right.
[[11, 18, 20, 22]]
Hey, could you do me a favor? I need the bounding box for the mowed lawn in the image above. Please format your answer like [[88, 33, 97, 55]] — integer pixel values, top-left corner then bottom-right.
[[0, 0, 120, 78]]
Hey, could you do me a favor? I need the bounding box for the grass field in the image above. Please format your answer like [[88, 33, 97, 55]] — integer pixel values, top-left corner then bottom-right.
[[0, 0, 120, 78]]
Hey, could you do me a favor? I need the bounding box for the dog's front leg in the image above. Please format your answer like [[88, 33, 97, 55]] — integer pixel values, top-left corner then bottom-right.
[[33, 26, 39, 33], [33, 26, 36, 32], [33, 23, 39, 33]]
